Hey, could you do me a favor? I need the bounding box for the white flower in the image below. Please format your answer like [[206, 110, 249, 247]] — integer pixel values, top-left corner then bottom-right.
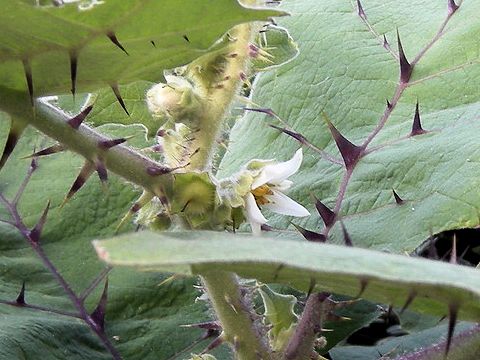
[[244, 149, 310, 235]]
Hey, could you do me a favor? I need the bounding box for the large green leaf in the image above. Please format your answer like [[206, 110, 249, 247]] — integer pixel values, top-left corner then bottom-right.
[[94, 231, 480, 322], [0, 120, 230, 359], [0, 0, 281, 96], [219, 0, 480, 253], [329, 322, 480, 360]]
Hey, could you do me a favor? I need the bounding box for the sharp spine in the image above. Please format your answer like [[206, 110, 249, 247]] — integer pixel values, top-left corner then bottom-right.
[[110, 84, 130, 116]]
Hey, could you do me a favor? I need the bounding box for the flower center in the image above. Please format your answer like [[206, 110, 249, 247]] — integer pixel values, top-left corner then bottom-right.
[[251, 184, 273, 205]]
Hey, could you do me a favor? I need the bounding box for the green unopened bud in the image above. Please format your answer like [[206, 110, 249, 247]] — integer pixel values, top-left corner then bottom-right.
[[146, 75, 204, 124]]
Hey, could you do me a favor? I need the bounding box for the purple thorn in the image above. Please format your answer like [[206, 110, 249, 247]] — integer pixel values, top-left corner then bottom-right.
[[411, 101, 427, 136], [312, 194, 336, 227], [29, 200, 51, 243], [340, 221, 353, 247], [69, 49, 78, 98], [0, 131, 19, 170], [95, 160, 108, 183], [446, 304, 458, 356], [357, 279, 368, 298], [98, 138, 127, 150], [201, 335, 224, 354], [325, 117, 364, 169], [90, 279, 108, 331], [270, 125, 307, 144], [68, 105, 93, 129], [28, 143, 65, 158], [306, 278, 316, 300], [181, 321, 222, 331], [447, 0, 459, 14], [30, 156, 38, 172], [383, 34, 389, 49], [64, 162, 94, 202], [291, 223, 326, 243], [110, 84, 130, 116], [16, 281, 26, 305], [244, 107, 276, 117], [146, 165, 172, 176], [392, 189, 404, 205], [400, 290, 417, 314], [106, 31, 129, 55], [22, 58, 34, 107], [356, 0, 366, 19], [397, 29, 412, 83]]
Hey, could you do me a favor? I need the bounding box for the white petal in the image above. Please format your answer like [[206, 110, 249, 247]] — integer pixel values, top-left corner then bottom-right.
[[245, 193, 268, 225], [274, 180, 293, 192], [264, 190, 310, 217], [251, 149, 303, 189]]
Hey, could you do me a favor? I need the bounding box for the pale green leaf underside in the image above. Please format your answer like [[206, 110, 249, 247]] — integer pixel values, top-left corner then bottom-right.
[[0, 0, 281, 96], [220, 0, 480, 253], [94, 231, 480, 321]]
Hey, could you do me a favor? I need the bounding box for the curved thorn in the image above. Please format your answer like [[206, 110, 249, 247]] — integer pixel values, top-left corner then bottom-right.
[[29, 200, 51, 243], [22, 58, 34, 107], [98, 137, 129, 150], [400, 290, 417, 314], [16, 281, 26, 305], [61, 162, 95, 207], [448, 0, 459, 14], [446, 303, 458, 356], [323, 113, 363, 169], [270, 124, 307, 144], [291, 222, 326, 243], [90, 279, 108, 331], [356, 279, 368, 298], [397, 29, 412, 83], [23, 143, 65, 158], [0, 122, 27, 171], [69, 49, 78, 98], [340, 221, 353, 247], [106, 31, 129, 55], [110, 84, 130, 116], [68, 105, 93, 129], [356, 0, 366, 19], [95, 159, 108, 184], [411, 101, 427, 136], [392, 189, 404, 205], [311, 194, 336, 227]]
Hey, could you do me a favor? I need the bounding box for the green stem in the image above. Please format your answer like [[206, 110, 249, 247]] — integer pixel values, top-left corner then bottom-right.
[[201, 271, 272, 360], [0, 87, 174, 198], [186, 21, 253, 171]]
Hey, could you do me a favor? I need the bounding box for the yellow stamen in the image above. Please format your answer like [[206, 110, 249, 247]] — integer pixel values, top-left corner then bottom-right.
[[252, 184, 273, 205]]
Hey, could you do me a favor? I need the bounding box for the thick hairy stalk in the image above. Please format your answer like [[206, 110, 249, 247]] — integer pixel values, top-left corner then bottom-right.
[[186, 21, 254, 171], [202, 271, 272, 359]]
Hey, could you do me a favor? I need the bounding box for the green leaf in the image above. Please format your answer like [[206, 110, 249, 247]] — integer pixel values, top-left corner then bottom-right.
[[0, 120, 230, 359], [94, 231, 480, 322], [329, 322, 480, 360], [219, 0, 480, 253], [0, 0, 282, 96]]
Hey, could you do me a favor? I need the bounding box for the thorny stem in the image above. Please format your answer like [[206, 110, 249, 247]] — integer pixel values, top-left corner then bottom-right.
[[284, 292, 327, 360], [201, 271, 272, 360], [0, 168, 122, 360], [320, 3, 459, 239], [284, 3, 461, 358]]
